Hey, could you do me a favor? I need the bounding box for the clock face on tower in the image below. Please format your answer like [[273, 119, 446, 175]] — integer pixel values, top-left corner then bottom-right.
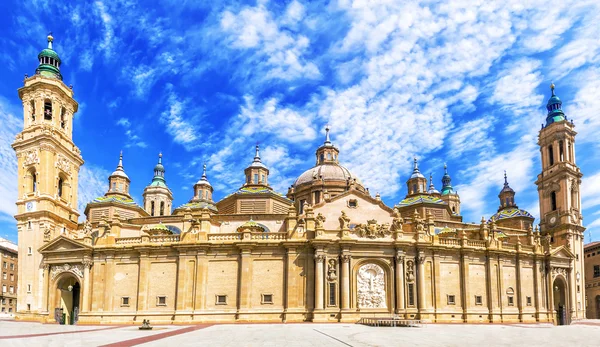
[[550, 216, 557, 225], [26, 201, 34, 212]]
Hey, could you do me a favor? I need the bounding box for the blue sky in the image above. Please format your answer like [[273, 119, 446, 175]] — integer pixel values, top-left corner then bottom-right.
[[1, 0, 599, 244]]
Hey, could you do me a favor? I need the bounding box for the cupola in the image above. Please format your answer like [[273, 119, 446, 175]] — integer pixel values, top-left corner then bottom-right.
[[194, 163, 214, 201], [142, 153, 173, 216], [406, 158, 427, 196], [35, 33, 63, 80], [428, 173, 440, 196], [244, 145, 270, 187], [315, 125, 340, 165], [498, 171, 517, 210], [545, 83, 566, 126], [106, 151, 132, 199], [441, 164, 455, 195]]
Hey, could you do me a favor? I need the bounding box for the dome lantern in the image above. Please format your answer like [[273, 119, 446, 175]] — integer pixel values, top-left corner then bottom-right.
[[545, 83, 566, 126], [35, 33, 63, 80]]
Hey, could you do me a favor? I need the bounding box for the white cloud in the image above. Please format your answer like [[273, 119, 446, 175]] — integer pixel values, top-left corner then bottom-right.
[[0, 97, 22, 221], [237, 96, 317, 143], [447, 116, 496, 160], [77, 165, 110, 219], [115, 117, 147, 148], [159, 85, 204, 150], [220, 3, 321, 81]]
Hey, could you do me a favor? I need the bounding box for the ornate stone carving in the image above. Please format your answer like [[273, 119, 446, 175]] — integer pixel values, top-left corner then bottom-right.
[[552, 267, 567, 278], [50, 263, 84, 280], [395, 250, 404, 262], [406, 260, 415, 282], [357, 263, 387, 309], [315, 213, 326, 229], [82, 220, 93, 235], [327, 259, 337, 281], [391, 208, 404, 232], [82, 260, 93, 269], [56, 154, 72, 174], [354, 219, 391, 239], [315, 254, 325, 263], [338, 211, 350, 230], [23, 149, 39, 167], [341, 254, 351, 263], [413, 210, 425, 233], [43, 225, 52, 242]]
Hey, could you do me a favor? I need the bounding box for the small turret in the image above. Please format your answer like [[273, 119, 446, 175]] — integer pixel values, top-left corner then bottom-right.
[[439, 163, 460, 215], [315, 125, 340, 165], [498, 171, 516, 210], [244, 145, 270, 187], [35, 33, 63, 80], [143, 153, 173, 216], [406, 158, 427, 196], [545, 83, 566, 126], [106, 151, 132, 199]]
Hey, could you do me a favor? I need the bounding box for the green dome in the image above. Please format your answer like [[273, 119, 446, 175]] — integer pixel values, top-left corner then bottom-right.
[[38, 48, 61, 63]]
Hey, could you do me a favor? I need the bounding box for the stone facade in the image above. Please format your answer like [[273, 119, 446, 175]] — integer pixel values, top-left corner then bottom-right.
[[584, 241, 600, 319], [13, 36, 587, 325], [0, 238, 18, 314]]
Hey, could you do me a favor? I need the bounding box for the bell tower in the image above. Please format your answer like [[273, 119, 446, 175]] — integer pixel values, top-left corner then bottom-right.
[[12, 34, 83, 317], [535, 83, 585, 320]]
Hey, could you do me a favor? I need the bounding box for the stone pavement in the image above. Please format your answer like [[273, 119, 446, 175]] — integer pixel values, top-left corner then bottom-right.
[[1, 320, 600, 347]]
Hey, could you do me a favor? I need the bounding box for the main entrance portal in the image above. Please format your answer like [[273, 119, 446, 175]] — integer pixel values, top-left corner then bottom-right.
[[55, 276, 80, 325], [553, 277, 568, 325]]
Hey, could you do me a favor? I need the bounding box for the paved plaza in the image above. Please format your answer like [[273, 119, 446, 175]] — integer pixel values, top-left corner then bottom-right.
[[1, 319, 600, 347]]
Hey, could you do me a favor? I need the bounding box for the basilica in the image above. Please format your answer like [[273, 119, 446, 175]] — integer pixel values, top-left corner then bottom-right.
[[12, 36, 586, 325]]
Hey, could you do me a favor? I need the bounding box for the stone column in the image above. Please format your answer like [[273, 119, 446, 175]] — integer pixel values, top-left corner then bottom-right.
[[395, 250, 405, 315], [194, 250, 208, 311], [104, 252, 114, 311], [42, 263, 50, 313], [82, 260, 92, 313], [315, 254, 325, 310], [417, 252, 426, 311], [137, 251, 150, 311], [341, 254, 351, 310], [460, 253, 469, 322], [238, 248, 253, 310], [286, 248, 298, 309]]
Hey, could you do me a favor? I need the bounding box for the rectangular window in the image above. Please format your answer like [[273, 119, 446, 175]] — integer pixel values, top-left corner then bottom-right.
[[254, 174, 258, 184], [10, 274, 14, 281], [3, 262, 6, 269], [27, 304, 31, 311], [10, 263, 14, 270], [329, 283, 336, 306], [28, 247, 32, 255], [27, 284, 31, 293], [348, 199, 358, 208], [475, 295, 483, 305], [299, 200, 306, 214], [121, 297, 130, 307], [408, 283, 415, 307], [2, 285, 5, 293], [447, 295, 456, 305], [526, 296, 532, 306], [2, 272, 5, 280], [594, 265, 600, 278], [508, 296, 514, 306], [8, 308, 12, 313], [1, 298, 5, 304], [261, 294, 273, 304], [215, 295, 227, 305], [314, 191, 321, 204], [156, 296, 167, 306], [9, 286, 14, 294]]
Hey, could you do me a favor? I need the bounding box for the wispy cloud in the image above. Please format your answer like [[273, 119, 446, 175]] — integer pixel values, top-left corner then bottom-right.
[[116, 117, 147, 148]]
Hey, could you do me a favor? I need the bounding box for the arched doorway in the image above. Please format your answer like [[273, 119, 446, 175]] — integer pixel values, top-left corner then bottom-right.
[[553, 276, 568, 325], [54, 275, 81, 325]]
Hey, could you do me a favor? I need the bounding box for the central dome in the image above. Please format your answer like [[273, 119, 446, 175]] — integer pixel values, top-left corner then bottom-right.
[[294, 164, 362, 186]]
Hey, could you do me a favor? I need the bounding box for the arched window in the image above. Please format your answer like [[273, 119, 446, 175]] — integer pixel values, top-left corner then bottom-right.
[[254, 173, 258, 184], [320, 153, 324, 163], [559, 141, 564, 161], [58, 177, 64, 197], [30, 100, 36, 123], [505, 197, 509, 206], [160, 201, 165, 216], [151, 201, 155, 216], [412, 184, 417, 194], [28, 170, 37, 193], [548, 145, 554, 166], [327, 153, 332, 160], [43, 100, 52, 121], [60, 107, 66, 129], [551, 191, 557, 211]]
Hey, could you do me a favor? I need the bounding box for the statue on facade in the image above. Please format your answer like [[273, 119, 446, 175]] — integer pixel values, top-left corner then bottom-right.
[[391, 208, 404, 232], [354, 220, 391, 239], [338, 211, 350, 230], [83, 220, 93, 235], [315, 213, 326, 229], [43, 225, 52, 241], [327, 259, 337, 281]]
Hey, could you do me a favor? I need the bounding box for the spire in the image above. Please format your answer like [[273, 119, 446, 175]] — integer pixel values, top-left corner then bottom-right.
[[498, 170, 516, 210], [202, 163, 208, 180], [410, 157, 425, 179], [441, 163, 455, 195], [110, 151, 129, 179], [248, 144, 267, 169], [545, 82, 565, 126], [324, 124, 331, 146], [35, 33, 62, 80], [428, 173, 440, 195]]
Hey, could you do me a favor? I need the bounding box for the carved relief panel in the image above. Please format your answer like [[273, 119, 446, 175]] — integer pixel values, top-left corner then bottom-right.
[[357, 263, 387, 309]]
